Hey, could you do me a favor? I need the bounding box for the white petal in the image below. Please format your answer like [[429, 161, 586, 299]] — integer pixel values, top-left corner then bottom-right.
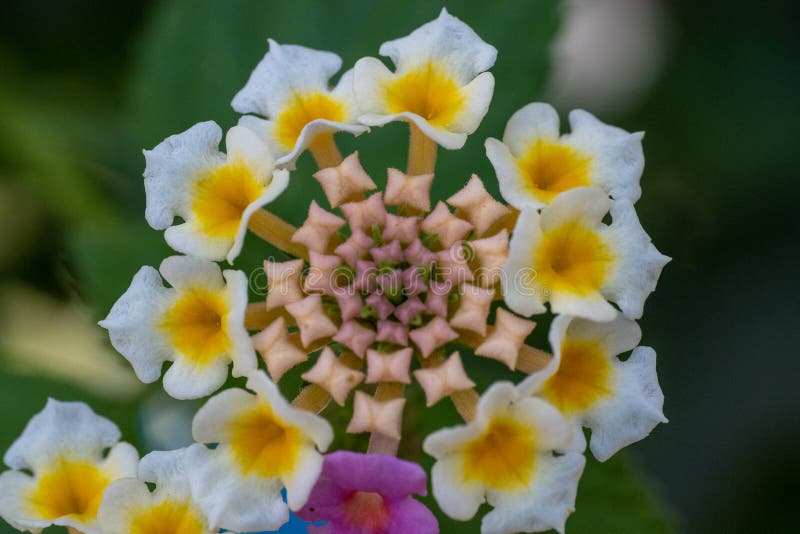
[[237, 115, 273, 146], [565, 314, 642, 356], [422, 422, 484, 459], [602, 199, 670, 319], [228, 168, 289, 263], [226, 167, 289, 261], [143, 121, 224, 230], [192, 388, 259, 444], [282, 445, 324, 511], [138, 448, 191, 492], [379, 8, 497, 83], [586, 346, 667, 461], [475, 382, 519, 422], [565, 109, 644, 203], [159, 255, 224, 290], [448, 72, 495, 134], [486, 137, 544, 211], [517, 315, 570, 397], [359, 110, 468, 149], [482, 453, 585, 534], [431, 456, 485, 521], [101, 442, 140, 480], [162, 356, 229, 399], [330, 68, 361, 121], [98, 266, 173, 384], [164, 223, 233, 261], [225, 125, 276, 180], [280, 119, 368, 168], [509, 397, 573, 451], [501, 208, 547, 316], [352, 57, 393, 115], [97, 478, 152, 534], [184, 444, 289, 532], [221, 269, 258, 376], [538, 186, 610, 232], [232, 39, 342, 118], [503, 102, 561, 154], [246, 371, 333, 452], [550, 289, 617, 322], [0, 470, 47, 533], [4, 399, 121, 471]]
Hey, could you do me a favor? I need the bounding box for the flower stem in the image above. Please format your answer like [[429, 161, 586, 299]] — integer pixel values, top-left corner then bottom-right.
[[367, 383, 404, 455], [244, 302, 292, 330], [292, 384, 331, 413], [451, 389, 479, 422], [309, 133, 343, 169], [516, 345, 551, 374], [407, 123, 437, 176], [247, 210, 308, 260]]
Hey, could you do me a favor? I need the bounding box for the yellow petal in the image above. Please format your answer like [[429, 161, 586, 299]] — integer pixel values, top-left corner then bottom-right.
[[534, 221, 614, 296], [384, 61, 464, 128], [542, 339, 613, 414], [27, 458, 110, 522], [274, 92, 347, 151], [192, 160, 265, 239], [158, 287, 231, 365], [130, 500, 207, 534], [518, 139, 592, 203], [229, 403, 304, 478], [461, 418, 536, 491]]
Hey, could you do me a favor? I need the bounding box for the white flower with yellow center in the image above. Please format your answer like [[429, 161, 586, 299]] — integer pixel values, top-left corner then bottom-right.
[[0, 399, 138, 534], [503, 186, 670, 321], [183, 370, 333, 533], [99, 255, 255, 399], [518, 315, 667, 461], [354, 8, 497, 150], [98, 448, 213, 534], [423, 383, 585, 534], [486, 102, 644, 209], [144, 122, 289, 263], [232, 39, 368, 168]]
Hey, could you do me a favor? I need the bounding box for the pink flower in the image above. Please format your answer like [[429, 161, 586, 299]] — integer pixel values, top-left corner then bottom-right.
[[297, 451, 438, 534]]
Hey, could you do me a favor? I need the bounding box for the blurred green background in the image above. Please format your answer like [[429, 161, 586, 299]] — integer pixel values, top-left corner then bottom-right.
[[0, 0, 796, 533]]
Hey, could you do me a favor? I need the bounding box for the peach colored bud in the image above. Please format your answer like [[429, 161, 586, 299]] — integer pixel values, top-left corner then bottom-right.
[[285, 294, 338, 348], [292, 200, 346, 253], [313, 151, 376, 208], [413, 352, 476, 407], [301, 347, 364, 405], [384, 168, 434, 212], [252, 317, 308, 380], [447, 175, 511, 236]]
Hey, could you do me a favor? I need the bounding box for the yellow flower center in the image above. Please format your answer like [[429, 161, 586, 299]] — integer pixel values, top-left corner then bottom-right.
[[542, 340, 613, 415], [534, 221, 614, 296], [229, 404, 303, 478], [130, 500, 207, 534], [158, 287, 231, 365], [192, 160, 265, 239], [342, 491, 390, 532], [385, 61, 465, 127], [518, 139, 592, 202], [27, 458, 110, 522], [275, 91, 347, 151], [461, 417, 536, 490]]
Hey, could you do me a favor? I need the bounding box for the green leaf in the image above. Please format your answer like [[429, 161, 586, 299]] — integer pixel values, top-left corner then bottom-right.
[[68, 220, 172, 315], [568, 453, 677, 533]]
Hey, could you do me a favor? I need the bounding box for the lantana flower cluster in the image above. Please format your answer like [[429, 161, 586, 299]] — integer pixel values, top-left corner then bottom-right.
[[0, 9, 669, 534]]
